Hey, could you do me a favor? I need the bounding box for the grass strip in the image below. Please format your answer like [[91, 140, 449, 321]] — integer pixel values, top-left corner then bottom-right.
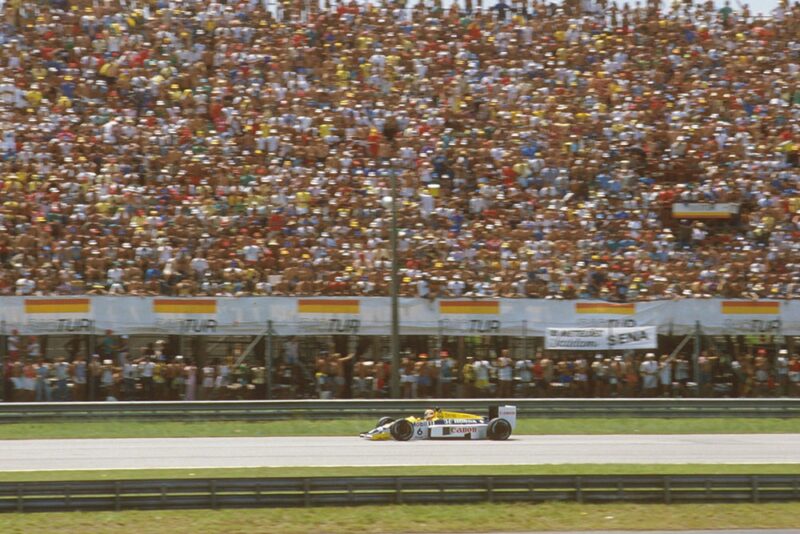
[[0, 503, 799, 533], [2, 464, 799, 483], [3, 417, 800, 440]]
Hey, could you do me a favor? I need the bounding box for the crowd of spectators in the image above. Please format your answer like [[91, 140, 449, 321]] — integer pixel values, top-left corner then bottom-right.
[[4, 331, 799, 400], [0, 0, 798, 300]]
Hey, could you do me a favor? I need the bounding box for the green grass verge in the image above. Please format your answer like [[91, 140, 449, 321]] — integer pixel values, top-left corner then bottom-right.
[[2, 464, 799, 483], [3, 417, 800, 440], [1, 503, 799, 533]]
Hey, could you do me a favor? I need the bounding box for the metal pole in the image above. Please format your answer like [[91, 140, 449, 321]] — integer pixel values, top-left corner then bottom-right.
[[88, 324, 96, 401], [693, 321, 701, 386], [522, 320, 528, 359], [389, 163, 401, 399], [0, 320, 6, 402], [435, 321, 443, 398], [266, 320, 273, 400]]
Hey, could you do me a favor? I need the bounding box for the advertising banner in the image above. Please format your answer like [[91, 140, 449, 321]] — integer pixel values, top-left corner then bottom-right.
[[672, 203, 740, 219], [0, 298, 796, 336], [545, 326, 658, 351]]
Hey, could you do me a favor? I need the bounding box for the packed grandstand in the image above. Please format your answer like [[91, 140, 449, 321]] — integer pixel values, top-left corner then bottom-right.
[[0, 0, 798, 300], [2, 0, 800, 403]]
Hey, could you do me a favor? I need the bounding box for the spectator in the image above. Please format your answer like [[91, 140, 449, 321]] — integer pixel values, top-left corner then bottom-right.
[[0, 0, 796, 301], [640, 353, 659, 396]]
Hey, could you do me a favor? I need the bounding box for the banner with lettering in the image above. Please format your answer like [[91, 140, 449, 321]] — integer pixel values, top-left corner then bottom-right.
[[0, 298, 796, 336], [545, 326, 658, 351]]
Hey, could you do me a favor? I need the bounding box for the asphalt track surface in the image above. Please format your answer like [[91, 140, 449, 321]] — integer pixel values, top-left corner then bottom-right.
[[2, 434, 799, 471]]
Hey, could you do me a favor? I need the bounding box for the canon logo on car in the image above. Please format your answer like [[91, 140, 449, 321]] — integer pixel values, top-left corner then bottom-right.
[[449, 427, 474, 434]]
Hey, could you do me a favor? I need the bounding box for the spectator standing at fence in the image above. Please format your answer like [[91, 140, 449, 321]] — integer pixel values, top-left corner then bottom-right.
[[790, 355, 800, 396], [34, 358, 51, 402], [496, 350, 514, 398], [53, 357, 70, 402], [474, 358, 492, 397], [438, 352, 455, 398], [122, 359, 137, 401], [140, 356, 155, 401], [516, 356, 533, 397], [640, 353, 659, 397], [609, 356, 623, 398], [658, 355, 673, 397], [100, 360, 115, 401], [619, 356, 633, 397], [461, 357, 476, 398], [71, 355, 87, 402], [201, 362, 215, 400], [776, 350, 790, 396], [589, 355, 604, 397], [754, 351, 771, 397], [674, 355, 690, 397]]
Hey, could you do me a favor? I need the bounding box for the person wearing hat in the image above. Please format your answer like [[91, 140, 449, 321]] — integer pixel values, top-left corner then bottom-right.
[[640, 353, 659, 397]]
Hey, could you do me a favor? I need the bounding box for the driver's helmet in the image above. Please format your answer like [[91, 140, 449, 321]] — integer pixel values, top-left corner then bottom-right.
[[423, 409, 435, 420]]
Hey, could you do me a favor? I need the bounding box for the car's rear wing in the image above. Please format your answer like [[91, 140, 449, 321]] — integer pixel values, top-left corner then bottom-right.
[[489, 405, 517, 430]]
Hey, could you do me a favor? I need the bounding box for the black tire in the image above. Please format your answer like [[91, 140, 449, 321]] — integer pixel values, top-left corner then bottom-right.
[[377, 416, 394, 428], [390, 419, 414, 441], [487, 418, 512, 440]]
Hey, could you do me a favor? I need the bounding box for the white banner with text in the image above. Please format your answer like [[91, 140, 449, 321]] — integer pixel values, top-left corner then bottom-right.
[[545, 326, 658, 351], [0, 297, 796, 336]]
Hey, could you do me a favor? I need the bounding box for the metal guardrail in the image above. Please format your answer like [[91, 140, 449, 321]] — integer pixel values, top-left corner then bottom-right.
[[2, 474, 800, 513], [1, 399, 800, 422]]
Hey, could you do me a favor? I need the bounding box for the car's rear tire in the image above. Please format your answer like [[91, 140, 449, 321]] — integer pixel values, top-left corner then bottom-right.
[[487, 418, 512, 440], [377, 416, 394, 427], [390, 419, 414, 441]]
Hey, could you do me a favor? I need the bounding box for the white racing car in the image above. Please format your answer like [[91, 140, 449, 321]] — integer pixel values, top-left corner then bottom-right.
[[360, 405, 517, 441]]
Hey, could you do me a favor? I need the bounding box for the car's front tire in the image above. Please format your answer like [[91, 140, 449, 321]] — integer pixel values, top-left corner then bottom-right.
[[377, 416, 394, 428], [487, 418, 512, 440], [390, 419, 414, 441]]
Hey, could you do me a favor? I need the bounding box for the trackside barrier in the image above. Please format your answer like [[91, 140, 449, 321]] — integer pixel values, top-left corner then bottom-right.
[[1, 399, 800, 422], [2, 475, 799, 513]]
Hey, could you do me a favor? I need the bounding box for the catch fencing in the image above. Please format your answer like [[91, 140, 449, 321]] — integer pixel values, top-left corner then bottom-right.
[[2, 474, 800, 513], [1, 398, 800, 422]]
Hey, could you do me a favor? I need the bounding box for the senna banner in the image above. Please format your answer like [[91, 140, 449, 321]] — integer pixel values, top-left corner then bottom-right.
[[0, 297, 796, 336], [545, 326, 658, 351]]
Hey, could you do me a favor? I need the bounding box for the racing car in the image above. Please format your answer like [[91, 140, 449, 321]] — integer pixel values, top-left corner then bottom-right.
[[360, 405, 516, 441]]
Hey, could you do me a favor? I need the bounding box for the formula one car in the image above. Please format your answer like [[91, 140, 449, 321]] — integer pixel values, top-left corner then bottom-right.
[[360, 405, 516, 441]]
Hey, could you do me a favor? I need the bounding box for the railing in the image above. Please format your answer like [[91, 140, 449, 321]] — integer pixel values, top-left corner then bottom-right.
[[2, 474, 799, 512], [1, 398, 799, 422]]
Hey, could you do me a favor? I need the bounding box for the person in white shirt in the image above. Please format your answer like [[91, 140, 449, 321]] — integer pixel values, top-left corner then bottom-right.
[[658, 355, 672, 397], [496, 350, 514, 398], [640, 353, 659, 396]]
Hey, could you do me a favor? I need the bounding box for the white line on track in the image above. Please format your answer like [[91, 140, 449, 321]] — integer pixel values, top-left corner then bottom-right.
[[2, 434, 799, 471]]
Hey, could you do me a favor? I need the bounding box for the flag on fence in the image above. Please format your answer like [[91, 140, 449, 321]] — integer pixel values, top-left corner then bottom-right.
[[721, 301, 780, 315], [24, 298, 90, 314], [439, 301, 500, 315], [297, 299, 360, 314], [153, 299, 217, 314], [575, 303, 636, 315]]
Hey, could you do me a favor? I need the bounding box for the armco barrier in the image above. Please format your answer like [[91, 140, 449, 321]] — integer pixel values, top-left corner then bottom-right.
[[2, 474, 800, 512], [1, 398, 800, 422]]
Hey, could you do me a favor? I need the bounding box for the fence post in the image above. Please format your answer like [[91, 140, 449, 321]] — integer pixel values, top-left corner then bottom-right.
[[0, 320, 6, 402], [575, 476, 583, 504], [693, 321, 701, 386], [435, 321, 443, 398], [265, 321, 273, 400], [115, 481, 121, 511], [486, 476, 494, 503], [663, 476, 671, 504], [751, 476, 759, 503], [210, 480, 217, 509]]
